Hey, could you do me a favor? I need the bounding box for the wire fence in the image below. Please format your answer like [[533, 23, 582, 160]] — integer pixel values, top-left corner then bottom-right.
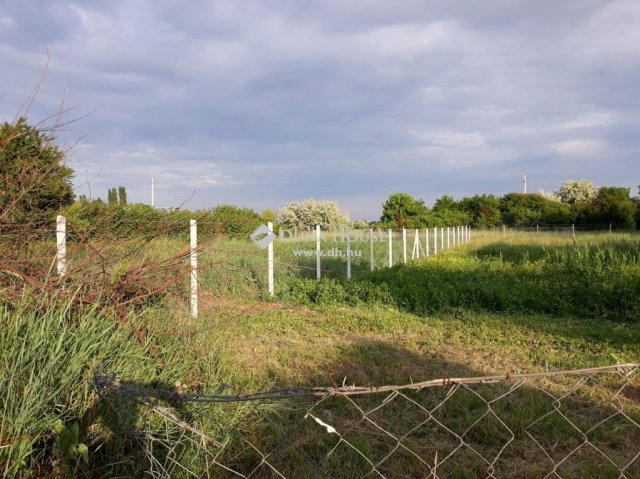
[[0, 216, 476, 317], [94, 363, 640, 479], [494, 224, 640, 234], [3, 215, 635, 318]]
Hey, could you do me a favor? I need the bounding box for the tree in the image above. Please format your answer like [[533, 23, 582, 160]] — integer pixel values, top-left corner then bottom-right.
[[556, 179, 598, 205], [107, 188, 115, 205], [500, 193, 571, 226], [459, 195, 501, 228], [277, 198, 350, 230], [432, 195, 458, 212], [431, 195, 471, 226], [118, 186, 127, 206], [584, 187, 636, 229], [380, 193, 429, 228], [0, 118, 74, 223], [537, 188, 561, 202]]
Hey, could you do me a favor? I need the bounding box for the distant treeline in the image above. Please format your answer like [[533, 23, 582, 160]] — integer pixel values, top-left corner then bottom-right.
[[2, 117, 638, 235], [60, 183, 639, 241], [378, 187, 640, 229]]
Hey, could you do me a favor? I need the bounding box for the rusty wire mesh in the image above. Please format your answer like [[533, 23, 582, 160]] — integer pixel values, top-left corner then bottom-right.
[[94, 363, 640, 479]]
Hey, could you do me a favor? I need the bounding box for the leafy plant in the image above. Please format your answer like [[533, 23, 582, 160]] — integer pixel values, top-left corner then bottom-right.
[[53, 420, 89, 465], [0, 117, 74, 224]]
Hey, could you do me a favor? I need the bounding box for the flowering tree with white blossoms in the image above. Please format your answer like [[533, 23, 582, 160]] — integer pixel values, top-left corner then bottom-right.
[[276, 198, 351, 231], [556, 179, 598, 204]]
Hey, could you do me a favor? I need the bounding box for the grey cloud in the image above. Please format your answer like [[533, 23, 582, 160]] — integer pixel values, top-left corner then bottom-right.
[[1, 0, 639, 218]]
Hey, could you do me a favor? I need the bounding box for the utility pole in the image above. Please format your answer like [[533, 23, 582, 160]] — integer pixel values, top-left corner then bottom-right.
[[151, 177, 155, 208], [523, 175, 527, 194]]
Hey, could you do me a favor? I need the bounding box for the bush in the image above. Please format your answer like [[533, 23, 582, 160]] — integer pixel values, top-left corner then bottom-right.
[[283, 277, 393, 307], [63, 201, 183, 239], [62, 202, 264, 240], [111, 203, 166, 237], [0, 118, 74, 224], [196, 204, 263, 239]]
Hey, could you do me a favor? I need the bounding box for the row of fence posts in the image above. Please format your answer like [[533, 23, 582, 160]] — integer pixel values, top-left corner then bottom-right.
[[312, 225, 471, 283], [54, 216, 470, 319], [52, 216, 625, 321], [503, 223, 615, 239], [54, 215, 202, 320]]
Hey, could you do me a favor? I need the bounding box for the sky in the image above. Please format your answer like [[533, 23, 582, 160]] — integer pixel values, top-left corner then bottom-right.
[[1, 0, 639, 219]]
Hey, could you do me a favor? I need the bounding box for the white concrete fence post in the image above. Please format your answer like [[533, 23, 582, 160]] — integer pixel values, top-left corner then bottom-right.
[[402, 227, 407, 264], [388, 228, 393, 267], [447, 227, 450, 249], [441, 227, 444, 251], [346, 228, 352, 280], [267, 221, 274, 296], [190, 219, 198, 319], [433, 227, 438, 255], [425, 228, 429, 257], [56, 215, 67, 279], [369, 228, 375, 272], [316, 224, 321, 280]]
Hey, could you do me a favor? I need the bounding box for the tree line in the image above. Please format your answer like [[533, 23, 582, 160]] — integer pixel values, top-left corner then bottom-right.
[[1, 118, 638, 233], [378, 182, 639, 229]]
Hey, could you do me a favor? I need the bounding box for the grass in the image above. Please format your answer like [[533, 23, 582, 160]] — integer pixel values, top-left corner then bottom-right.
[[1, 229, 639, 477], [0, 298, 156, 477]]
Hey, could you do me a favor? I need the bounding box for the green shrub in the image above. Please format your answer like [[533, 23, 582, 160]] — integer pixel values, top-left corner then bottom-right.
[[62, 201, 264, 240], [283, 277, 393, 308], [196, 204, 263, 239]]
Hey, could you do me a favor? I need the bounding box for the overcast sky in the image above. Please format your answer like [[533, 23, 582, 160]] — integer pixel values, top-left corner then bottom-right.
[[1, 0, 639, 219]]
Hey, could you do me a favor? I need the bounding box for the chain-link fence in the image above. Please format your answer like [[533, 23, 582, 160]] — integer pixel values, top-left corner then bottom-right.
[[94, 363, 640, 479]]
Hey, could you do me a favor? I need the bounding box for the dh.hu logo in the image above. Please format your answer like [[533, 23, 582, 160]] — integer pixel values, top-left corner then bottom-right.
[[250, 224, 276, 249]]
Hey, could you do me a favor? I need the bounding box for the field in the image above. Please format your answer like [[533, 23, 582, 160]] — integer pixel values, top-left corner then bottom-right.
[[2, 229, 640, 478]]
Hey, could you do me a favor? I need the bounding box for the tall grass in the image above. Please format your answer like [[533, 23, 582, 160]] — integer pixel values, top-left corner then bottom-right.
[[0, 297, 184, 477]]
